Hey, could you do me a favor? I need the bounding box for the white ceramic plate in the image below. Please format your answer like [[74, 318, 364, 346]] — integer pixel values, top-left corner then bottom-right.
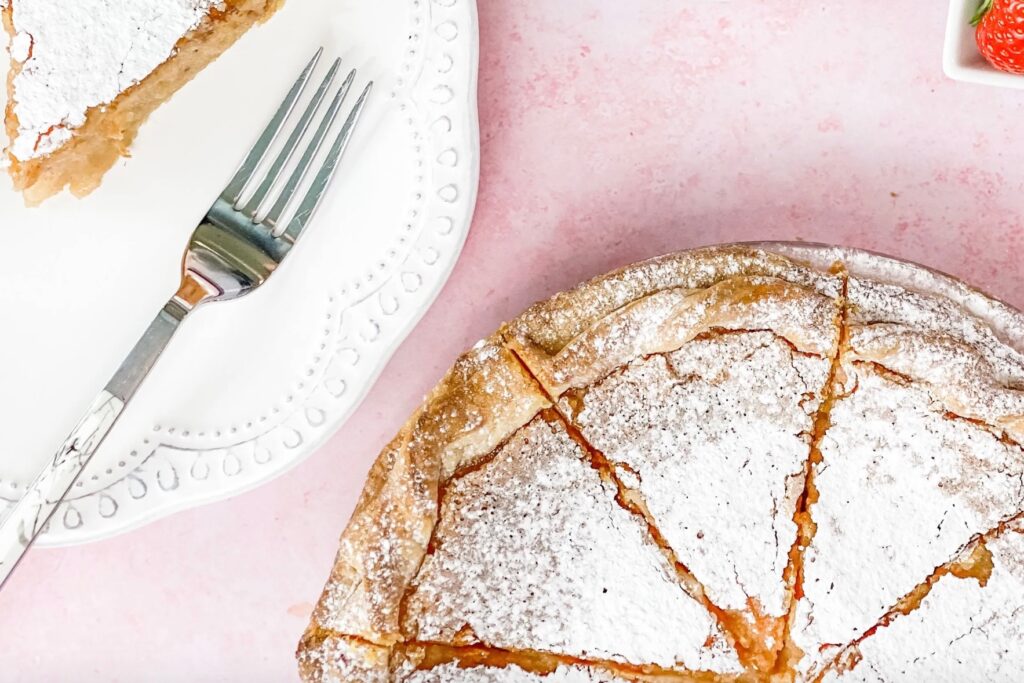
[[943, 0, 1024, 89], [0, 0, 479, 545]]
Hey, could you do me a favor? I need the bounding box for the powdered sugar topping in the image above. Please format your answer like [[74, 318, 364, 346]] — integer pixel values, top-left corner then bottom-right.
[[823, 521, 1024, 682], [402, 417, 741, 673], [793, 361, 1024, 676], [566, 332, 830, 619], [9, 31, 30, 62]]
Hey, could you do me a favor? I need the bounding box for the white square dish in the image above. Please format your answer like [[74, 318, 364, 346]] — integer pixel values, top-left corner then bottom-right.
[[944, 0, 1024, 88]]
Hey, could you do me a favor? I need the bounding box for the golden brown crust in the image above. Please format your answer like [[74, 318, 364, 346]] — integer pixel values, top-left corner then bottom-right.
[[3, 4, 19, 165], [302, 339, 549, 648], [504, 274, 841, 397], [298, 631, 392, 683], [502, 246, 842, 358], [4, 0, 282, 203], [767, 242, 1024, 377], [846, 324, 1024, 443]]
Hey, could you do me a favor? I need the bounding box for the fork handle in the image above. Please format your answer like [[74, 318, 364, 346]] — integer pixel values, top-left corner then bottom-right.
[[0, 288, 199, 589]]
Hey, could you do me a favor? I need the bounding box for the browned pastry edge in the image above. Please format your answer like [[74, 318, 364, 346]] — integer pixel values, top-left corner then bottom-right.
[[501, 245, 842, 358], [766, 242, 1024, 361], [297, 629, 761, 683], [3, 0, 283, 204], [298, 630, 391, 683], [503, 273, 842, 397], [2, 2, 19, 167], [845, 323, 1024, 445], [297, 245, 1024, 681], [302, 338, 550, 646]]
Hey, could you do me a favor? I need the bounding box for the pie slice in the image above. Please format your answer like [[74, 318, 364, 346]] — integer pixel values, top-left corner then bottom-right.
[[554, 332, 833, 670], [819, 519, 1024, 682], [299, 245, 1024, 682], [2, 0, 282, 203], [401, 414, 740, 673]]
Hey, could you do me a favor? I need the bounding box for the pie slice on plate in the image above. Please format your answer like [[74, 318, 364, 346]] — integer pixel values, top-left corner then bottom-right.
[[2, 0, 281, 203], [297, 244, 1024, 682]]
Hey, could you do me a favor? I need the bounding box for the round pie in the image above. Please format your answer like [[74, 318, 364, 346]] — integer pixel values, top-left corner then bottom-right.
[[297, 244, 1024, 682]]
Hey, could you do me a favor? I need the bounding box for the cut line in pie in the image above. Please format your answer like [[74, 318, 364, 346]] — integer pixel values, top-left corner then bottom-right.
[[297, 244, 1024, 682]]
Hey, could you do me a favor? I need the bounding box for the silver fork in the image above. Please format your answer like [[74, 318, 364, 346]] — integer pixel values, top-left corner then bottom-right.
[[0, 49, 371, 589]]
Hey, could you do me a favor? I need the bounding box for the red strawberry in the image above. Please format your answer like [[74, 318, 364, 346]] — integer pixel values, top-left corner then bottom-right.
[[973, 0, 1024, 75]]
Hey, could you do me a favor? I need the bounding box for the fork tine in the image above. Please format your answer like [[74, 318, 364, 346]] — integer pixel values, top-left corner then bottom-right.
[[240, 58, 342, 220], [263, 69, 356, 230], [280, 81, 373, 245], [220, 48, 323, 206]]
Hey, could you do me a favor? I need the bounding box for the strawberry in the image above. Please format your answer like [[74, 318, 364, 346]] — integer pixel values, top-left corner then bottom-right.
[[973, 0, 1024, 75]]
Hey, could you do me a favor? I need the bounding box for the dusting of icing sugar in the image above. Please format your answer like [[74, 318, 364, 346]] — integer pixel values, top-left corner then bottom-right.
[[401, 417, 742, 673], [7, 0, 221, 160], [846, 276, 1024, 386], [566, 332, 830, 621], [769, 243, 1024, 352], [530, 275, 840, 395], [847, 323, 1024, 443], [822, 521, 1024, 682], [297, 636, 390, 683], [509, 248, 843, 357], [769, 243, 1024, 383], [9, 31, 30, 62], [400, 663, 628, 683], [793, 361, 1024, 677]]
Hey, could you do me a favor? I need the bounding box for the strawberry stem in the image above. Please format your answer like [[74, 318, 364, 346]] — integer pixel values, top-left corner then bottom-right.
[[971, 0, 993, 26]]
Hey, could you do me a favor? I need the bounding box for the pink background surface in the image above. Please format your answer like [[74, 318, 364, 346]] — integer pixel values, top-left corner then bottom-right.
[[4, 1, 1024, 680]]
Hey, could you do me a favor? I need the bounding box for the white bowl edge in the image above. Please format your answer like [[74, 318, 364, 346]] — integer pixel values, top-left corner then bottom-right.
[[943, 0, 1024, 89]]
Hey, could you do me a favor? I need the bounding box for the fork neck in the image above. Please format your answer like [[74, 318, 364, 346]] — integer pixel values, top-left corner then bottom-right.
[[168, 272, 217, 319]]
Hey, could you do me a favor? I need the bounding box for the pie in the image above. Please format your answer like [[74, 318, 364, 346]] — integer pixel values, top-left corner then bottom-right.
[[2, 0, 281, 203], [297, 244, 1024, 682]]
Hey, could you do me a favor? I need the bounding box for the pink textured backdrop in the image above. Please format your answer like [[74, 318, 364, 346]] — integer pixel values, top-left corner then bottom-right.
[[4, 1, 1024, 680]]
